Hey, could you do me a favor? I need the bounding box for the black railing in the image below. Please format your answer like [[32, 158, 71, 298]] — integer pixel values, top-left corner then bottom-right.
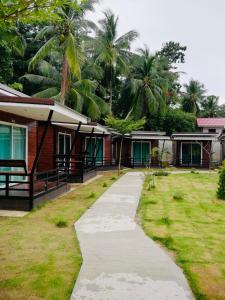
[[0, 168, 68, 201], [174, 158, 219, 168]]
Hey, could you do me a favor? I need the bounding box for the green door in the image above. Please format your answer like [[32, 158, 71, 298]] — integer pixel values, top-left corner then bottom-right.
[[86, 138, 103, 165], [95, 138, 103, 165], [133, 142, 142, 165], [182, 143, 201, 166], [192, 143, 201, 165], [182, 143, 191, 165], [142, 142, 150, 164], [133, 142, 150, 166]]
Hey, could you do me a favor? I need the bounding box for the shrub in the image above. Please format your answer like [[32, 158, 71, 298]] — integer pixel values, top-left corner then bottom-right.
[[110, 176, 116, 180], [153, 170, 169, 177], [103, 182, 108, 187], [53, 216, 68, 228], [217, 167, 225, 200], [173, 191, 184, 201], [161, 161, 170, 168], [87, 192, 96, 198]]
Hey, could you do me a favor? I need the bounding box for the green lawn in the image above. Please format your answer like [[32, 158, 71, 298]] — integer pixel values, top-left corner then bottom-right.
[[138, 172, 225, 300], [0, 171, 118, 300]]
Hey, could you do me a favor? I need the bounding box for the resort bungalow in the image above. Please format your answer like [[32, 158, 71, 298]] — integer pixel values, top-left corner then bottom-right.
[[114, 131, 171, 168], [0, 85, 110, 211]]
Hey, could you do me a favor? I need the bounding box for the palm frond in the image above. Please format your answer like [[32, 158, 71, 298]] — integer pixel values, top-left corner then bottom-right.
[[29, 36, 58, 71], [32, 87, 59, 98]]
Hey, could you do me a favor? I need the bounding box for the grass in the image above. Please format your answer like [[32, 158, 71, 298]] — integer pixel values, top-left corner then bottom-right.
[[138, 172, 225, 300], [0, 171, 118, 300]]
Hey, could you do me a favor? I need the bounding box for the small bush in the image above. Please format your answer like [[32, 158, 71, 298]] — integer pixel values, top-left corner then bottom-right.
[[173, 191, 184, 201], [217, 167, 225, 200], [161, 161, 170, 168], [103, 182, 108, 187], [153, 170, 169, 177], [53, 216, 68, 228], [87, 192, 96, 198], [110, 176, 116, 180]]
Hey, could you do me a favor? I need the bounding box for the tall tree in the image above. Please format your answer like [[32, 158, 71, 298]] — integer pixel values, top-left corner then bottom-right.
[[21, 60, 108, 120], [182, 80, 206, 114], [201, 95, 219, 117], [105, 116, 145, 175], [28, 0, 98, 104], [157, 41, 187, 66], [93, 10, 138, 114], [126, 47, 167, 119]]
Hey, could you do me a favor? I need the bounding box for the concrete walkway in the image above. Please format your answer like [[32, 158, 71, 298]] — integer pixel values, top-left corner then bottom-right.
[[71, 172, 194, 300]]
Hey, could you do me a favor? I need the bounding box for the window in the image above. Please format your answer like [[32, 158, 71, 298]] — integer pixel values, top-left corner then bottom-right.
[[208, 128, 216, 133], [58, 133, 71, 156], [0, 123, 26, 184]]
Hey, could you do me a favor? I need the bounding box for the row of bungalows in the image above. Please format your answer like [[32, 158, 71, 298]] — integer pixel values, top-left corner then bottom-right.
[[0, 83, 225, 211]]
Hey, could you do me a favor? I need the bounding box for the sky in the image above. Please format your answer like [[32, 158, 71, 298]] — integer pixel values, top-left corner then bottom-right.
[[88, 0, 225, 104]]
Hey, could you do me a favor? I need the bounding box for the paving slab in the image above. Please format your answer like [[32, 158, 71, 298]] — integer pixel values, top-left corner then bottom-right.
[[71, 172, 194, 300], [0, 210, 28, 217]]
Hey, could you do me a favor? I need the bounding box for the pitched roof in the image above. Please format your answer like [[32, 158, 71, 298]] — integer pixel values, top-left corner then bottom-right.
[[0, 83, 30, 97], [197, 118, 225, 127]]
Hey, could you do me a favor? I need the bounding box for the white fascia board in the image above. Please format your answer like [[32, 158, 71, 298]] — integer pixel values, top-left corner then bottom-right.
[[54, 103, 89, 124], [0, 102, 53, 110]]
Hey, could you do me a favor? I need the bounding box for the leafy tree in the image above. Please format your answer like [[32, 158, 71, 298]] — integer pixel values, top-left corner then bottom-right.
[[0, 0, 83, 24], [21, 61, 108, 120], [148, 109, 196, 135], [93, 10, 138, 114], [182, 80, 206, 114], [201, 95, 219, 117], [105, 116, 145, 174], [217, 163, 225, 200], [157, 41, 187, 66], [126, 47, 167, 119], [28, 0, 97, 104], [216, 104, 225, 117]]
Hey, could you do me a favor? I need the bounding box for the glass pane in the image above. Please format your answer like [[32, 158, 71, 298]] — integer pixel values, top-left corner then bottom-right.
[[182, 144, 191, 165], [133, 142, 142, 165], [65, 135, 71, 155], [96, 138, 103, 164], [0, 125, 11, 185], [86, 138, 95, 164], [12, 127, 26, 182], [58, 134, 64, 155], [142, 143, 150, 164], [192, 143, 201, 165]]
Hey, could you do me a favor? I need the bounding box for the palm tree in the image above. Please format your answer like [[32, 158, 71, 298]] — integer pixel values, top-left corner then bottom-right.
[[92, 10, 138, 114], [28, 0, 98, 104], [126, 47, 167, 119], [21, 60, 109, 120], [201, 95, 219, 117], [182, 80, 206, 114]]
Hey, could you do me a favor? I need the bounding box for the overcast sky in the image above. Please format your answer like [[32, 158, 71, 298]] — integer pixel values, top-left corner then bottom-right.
[[88, 0, 225, 104]]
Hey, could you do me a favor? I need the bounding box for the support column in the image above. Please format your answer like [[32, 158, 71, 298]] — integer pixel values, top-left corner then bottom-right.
[[31, 110, 54, 174]]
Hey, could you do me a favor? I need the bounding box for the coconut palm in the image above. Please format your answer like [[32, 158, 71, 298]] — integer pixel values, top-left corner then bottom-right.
[[21, 60, 109, 120], [201, 95, 219, 117], [92, 10, 138, 114], [28, 0, 98, 104], [126, 47, 167, 119], [182, 80, 206, 114]]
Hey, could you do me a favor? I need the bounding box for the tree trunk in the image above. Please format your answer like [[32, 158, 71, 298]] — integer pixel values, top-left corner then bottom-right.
[[109, 66, 113, 114], [60, 56, 69, 105], [118, 136, 124, 176]]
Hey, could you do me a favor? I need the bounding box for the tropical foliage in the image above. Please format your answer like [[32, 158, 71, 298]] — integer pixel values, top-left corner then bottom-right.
[[0, 0, 223, 125]]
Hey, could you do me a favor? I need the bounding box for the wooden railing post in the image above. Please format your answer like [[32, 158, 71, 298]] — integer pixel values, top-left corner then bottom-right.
[[29, 173, 34, 211], [5, 174, 9, 197]]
